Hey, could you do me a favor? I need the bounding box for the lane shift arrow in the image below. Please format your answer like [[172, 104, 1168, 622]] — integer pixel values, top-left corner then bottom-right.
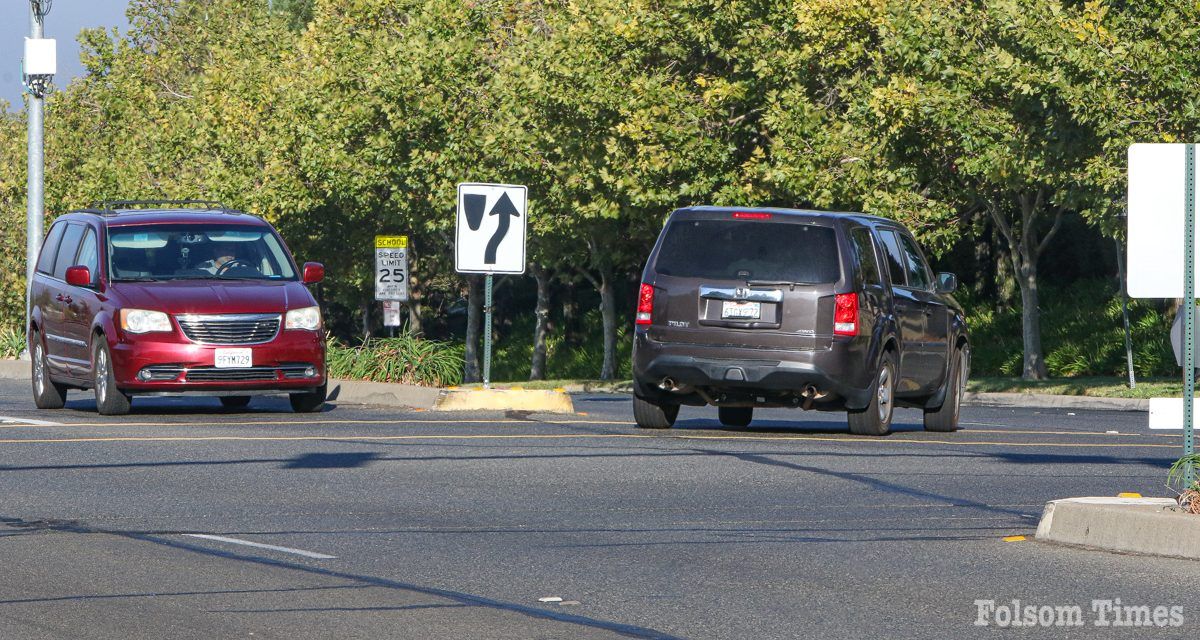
[[485, 192, 520, 265]]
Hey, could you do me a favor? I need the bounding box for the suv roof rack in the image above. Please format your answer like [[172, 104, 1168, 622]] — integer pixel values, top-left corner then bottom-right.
[[86, 199, 235, 216]]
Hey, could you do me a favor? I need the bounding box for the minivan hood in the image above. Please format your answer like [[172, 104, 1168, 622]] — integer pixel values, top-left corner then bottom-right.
[[108, 280, 314, 315]]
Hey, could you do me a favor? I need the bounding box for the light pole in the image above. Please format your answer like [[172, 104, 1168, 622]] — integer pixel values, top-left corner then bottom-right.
[[23, 0, 54, 350]]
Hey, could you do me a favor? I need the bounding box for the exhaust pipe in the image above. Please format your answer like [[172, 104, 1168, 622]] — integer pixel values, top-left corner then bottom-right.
[[659, 377, 676, 391], [801, 385, 819, 411]]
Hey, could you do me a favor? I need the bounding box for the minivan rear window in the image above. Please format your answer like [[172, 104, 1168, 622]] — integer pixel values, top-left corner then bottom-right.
[[654, 219, 840, 284]]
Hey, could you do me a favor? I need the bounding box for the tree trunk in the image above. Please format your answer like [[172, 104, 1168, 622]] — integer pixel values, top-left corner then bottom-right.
[[530, 263, 552, 381], [361, 301, 372, 341], [598, 263, 617, 380], [464, 276, 483, 383], [1017, 266, 1048, 380], [989, 189, 1062, 382]]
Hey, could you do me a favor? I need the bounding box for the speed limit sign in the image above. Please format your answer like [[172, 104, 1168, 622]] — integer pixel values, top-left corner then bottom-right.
[[375, 235, 409, 302]]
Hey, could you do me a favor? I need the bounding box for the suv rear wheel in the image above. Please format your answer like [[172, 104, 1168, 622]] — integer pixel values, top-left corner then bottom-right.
[[93, 339, 132, 416], [924, 346, 967, 432], [718, 406, 753, 428], [31, 331, 67, 409], [848, 352, 895, 436], [633, 394, 678, 429]]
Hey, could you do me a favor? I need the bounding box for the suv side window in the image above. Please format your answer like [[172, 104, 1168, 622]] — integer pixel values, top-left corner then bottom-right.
[[849, 227, 882, 286], [75, 227, 99, 285], [897, 233, 932, 291], [878, 230, 907, 287], [52, 224, 85, 281], [36, 222, 67, 275]]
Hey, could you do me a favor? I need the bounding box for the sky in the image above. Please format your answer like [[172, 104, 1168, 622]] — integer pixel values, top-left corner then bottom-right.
[[0, 0, 131, 110]]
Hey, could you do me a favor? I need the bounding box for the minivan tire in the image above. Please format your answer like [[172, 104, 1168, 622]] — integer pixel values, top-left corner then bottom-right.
[[848, 352, 895, 436], [633, 394, 678, 429], [924, 347, 967, 432], [290, 383, 327, 413], [220, 396, 252, 410], [30, 331, 67, 409], [718, 406, 753, 428], [93, 339, 132, 416]]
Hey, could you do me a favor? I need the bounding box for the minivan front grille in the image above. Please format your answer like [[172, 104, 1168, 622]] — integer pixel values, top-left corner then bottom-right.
[[177, 313, 280, 345]]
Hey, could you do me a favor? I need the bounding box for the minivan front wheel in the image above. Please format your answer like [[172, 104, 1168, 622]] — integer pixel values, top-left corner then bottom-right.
[[848, 352, 895, 436], [93, 339, 132, 416], [633, 394, 678, 429]]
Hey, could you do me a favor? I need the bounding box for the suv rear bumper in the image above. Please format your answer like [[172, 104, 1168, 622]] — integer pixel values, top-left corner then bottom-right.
[[632, 332, 874, 409]]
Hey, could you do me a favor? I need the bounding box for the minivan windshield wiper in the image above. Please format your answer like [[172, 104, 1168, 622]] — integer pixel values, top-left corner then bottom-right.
[[111, 277, 161, 282]]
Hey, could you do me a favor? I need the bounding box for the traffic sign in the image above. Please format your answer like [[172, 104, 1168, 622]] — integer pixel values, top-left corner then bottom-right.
[[375, 235, 408, 301], [382, 300, 403, 327], [456, 183, 527, 274], [1127, 143, 1200, 298]]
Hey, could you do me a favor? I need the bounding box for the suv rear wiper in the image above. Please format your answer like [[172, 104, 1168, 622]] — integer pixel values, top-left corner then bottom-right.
[[746, 279, 811, 290]]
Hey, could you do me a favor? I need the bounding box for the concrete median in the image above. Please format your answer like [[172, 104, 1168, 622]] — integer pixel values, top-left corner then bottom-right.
[[434, 388, 575, 414], [1035, 496, 1200, 560]]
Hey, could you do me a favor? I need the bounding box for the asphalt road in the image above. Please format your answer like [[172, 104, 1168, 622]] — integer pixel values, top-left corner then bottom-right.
[[0, 376, 1195, 639]]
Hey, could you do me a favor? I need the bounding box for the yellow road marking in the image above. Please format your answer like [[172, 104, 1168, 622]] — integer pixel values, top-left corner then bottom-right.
[[1002, 535, 1027, 542], [0, 433, 1181, 448], [0, 418, 634, 429]]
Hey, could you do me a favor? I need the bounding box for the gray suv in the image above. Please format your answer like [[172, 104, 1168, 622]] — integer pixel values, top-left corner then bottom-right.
[[631, 207, 969, 435]]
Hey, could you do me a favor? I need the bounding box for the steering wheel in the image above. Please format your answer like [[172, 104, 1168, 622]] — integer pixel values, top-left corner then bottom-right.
[[216, 259, 255, 276]]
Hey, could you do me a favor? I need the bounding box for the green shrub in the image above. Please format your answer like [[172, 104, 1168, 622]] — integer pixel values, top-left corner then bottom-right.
[[0, 324, 23, 359], [326, 334, 463, 387], [961, 279, 1174, 378], [489, 308, 632, 382]]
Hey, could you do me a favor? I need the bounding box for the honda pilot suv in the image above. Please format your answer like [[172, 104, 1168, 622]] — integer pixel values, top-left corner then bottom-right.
[[632, 207, 968, 435], [28, 201, 327, 415]]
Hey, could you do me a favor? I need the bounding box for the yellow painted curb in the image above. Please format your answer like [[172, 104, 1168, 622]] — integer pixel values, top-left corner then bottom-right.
[[1117, 492, 1143, 498], [1002, 535, 1026, 542], [434, 389, 575, 414]]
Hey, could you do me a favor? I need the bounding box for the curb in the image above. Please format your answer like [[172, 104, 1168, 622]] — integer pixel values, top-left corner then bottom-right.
[[1035, 496, 1200, 560], [963, 392, 1147, 412], [435, 388, 575, 414]]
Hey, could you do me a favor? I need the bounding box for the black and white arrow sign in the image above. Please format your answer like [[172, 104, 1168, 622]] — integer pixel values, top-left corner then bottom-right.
[[456, 183, 527, 274]]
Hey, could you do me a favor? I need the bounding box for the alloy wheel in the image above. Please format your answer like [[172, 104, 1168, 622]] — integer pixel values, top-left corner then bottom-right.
[[877, 364, 893, 424]]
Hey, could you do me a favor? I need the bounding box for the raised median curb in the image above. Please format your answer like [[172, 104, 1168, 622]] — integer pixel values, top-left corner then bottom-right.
[[326, 379, 440, 410], [1034, 496, 1200, 560], [963, 392, 1147, 412], [434, 388, 575, 414]]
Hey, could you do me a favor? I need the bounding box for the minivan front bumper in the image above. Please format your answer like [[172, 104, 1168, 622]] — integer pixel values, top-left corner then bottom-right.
[[632, 331, 874, 409]]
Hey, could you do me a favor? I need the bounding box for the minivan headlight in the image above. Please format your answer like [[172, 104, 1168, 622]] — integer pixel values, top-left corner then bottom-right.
[[120, 309, 172, 334], [285, 306, 322, 331]]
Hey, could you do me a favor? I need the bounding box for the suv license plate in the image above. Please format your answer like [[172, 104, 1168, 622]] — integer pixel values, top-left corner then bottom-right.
[[215, 348, 253, 369], [722, 301, 761, 319]]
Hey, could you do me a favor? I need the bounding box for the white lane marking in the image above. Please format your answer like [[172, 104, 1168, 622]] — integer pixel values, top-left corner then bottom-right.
[[0, 415, 64, 426], [183, 534, 336, 559]]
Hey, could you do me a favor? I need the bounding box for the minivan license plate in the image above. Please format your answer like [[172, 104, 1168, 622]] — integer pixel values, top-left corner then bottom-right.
[[722, 301, 761, 319], [215, 348, 253, 369]]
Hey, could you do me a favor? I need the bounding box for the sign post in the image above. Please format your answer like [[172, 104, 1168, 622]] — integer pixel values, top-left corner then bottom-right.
[[375, 235, 409, 336], [1128, 143, 1200, 484], [455, 183, 528, 389]]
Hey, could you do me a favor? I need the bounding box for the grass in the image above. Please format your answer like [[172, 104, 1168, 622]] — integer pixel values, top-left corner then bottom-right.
[[326, 334, 464, 387], [0, 325, 24, 359]]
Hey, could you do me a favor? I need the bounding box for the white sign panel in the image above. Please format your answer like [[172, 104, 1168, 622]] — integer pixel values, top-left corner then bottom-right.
[[1127, 143, 1200, 298], [1149, 397, 1200, 429], [456, 183, 527, 274], [374, 235, 408, 301], [382, 300, 403, 327]]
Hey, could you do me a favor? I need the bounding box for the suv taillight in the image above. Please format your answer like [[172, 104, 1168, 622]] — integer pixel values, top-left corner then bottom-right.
[[834, 292, 858, 337], [636, 283, 654, 325]]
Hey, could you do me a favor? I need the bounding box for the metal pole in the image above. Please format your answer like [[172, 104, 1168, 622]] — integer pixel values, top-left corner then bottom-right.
[[25, 3, 45, 340], [1184, 143, 1196, 485], [483, 274, 493, 389]]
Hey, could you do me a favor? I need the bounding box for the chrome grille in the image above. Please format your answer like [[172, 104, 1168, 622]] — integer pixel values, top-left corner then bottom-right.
[[177, 313, 280, 345]]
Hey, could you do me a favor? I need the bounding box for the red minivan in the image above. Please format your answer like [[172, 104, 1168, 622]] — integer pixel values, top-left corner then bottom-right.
[[28, 201, 327, 415]]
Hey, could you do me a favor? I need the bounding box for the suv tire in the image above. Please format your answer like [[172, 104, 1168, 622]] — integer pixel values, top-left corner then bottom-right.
[[290, 383, 327, 413], [848, 352, 895, 436], [924, 346, 967, 432], [220, 396, 252, 410], [633, 394, 678, 429], [31, 331, 67, 409], [718, 406, 753, 428], [93, 338, 132, 416]]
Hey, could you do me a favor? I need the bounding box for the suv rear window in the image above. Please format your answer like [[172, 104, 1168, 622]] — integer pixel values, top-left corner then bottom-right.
[[654, 219, 840, 284]]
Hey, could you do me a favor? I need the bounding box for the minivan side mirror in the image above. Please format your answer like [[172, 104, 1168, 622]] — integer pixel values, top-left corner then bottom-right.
[[65, 265, 92, 288], [936, 272, 958, 294], [302, 262, 325, 284]]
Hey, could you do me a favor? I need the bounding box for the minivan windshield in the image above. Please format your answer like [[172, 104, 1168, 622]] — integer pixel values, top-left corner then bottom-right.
[[654, 219, 840, 284], [107, 224, 297, 282]]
